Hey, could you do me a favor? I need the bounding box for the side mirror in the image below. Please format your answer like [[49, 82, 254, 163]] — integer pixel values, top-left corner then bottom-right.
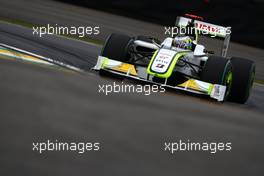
[[194, 44, 206, 56]]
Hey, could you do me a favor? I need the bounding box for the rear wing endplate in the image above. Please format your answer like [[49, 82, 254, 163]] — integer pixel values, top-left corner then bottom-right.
[[175, 16, 231, 57]]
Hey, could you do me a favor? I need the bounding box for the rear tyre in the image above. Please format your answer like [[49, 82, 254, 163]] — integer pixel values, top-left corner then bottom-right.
[[100, 33, 132, 78], [229, 57, 255, 104], [200, 56, 233, 101]]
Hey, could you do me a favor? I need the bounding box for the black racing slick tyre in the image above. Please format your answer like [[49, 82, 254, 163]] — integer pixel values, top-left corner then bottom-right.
[[228, 57, 255, 104], [101, 33, 132, 62], [200, 56, 233, 101], [99, 33, 132, 78]]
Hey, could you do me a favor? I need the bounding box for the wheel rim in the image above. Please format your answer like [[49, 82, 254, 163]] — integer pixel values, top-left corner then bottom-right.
[[248, 67, 255, 96], [225, 71, 233, 98]]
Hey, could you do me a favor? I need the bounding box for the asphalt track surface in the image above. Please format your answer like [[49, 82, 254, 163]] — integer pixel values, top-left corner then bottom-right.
[[0, 1, 264, 176]]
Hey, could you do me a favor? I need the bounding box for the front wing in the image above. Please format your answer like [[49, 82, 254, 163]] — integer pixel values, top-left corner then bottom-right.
[[93, 56, 226, 101]]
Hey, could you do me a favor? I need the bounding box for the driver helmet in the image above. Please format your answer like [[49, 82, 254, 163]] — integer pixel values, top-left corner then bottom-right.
[[174, 36, 193, 50]]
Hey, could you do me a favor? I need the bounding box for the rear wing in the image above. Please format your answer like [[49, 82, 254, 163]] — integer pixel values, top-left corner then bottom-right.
[[175, 16, 231, 57]]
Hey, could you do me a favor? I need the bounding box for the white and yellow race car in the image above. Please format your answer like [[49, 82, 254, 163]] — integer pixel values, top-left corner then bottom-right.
[[93, 14, 255, 103]]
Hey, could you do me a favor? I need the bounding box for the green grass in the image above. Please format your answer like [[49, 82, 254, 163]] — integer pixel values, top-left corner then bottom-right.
[[0, 17, 35, 28], [255, 79, 264, 85], [0, 17, 104, 45]]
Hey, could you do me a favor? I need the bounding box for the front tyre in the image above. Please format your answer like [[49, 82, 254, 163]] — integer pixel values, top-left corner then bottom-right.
[[229, 57, 255, 104], [100, 33, 132, 78], [101, 33, 132, 62], [200, 56, 233, 101]]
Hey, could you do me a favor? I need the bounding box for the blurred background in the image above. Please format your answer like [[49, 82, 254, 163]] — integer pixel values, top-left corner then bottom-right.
[[58, 0, 264, 49]]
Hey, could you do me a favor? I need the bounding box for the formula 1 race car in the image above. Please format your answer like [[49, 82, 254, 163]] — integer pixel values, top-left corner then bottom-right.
[[93, 14, 255, 103]]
